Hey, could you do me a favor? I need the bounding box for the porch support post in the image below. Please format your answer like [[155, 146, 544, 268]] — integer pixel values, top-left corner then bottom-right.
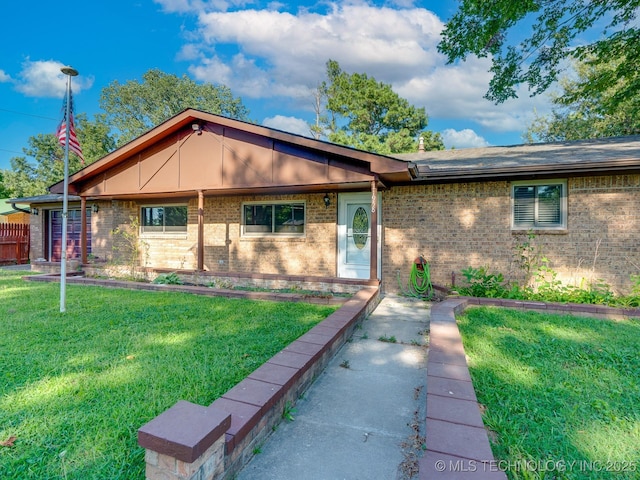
[[80, 196, 87, 264], [370, 179, 378, 281], [197, 190, 204, 271]]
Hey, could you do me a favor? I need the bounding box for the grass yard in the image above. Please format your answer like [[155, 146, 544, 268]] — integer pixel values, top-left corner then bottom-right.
[[0, 270, 338, 479], [457, 307, 640, 480]]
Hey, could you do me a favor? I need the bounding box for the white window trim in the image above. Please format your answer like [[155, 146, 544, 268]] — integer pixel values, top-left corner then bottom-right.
[[241, 200, 306, 238], [511, 179, 567, 231], [140, 204, 189, 236]]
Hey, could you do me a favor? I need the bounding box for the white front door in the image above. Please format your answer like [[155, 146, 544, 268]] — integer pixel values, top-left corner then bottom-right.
[[337, 192, 381, 279]]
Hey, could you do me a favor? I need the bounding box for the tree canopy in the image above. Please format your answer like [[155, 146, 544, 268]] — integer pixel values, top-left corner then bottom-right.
[[2, 113, 115, 198], [1, 69, 251, 197], [313, 60, 443, 154], [439, 0, 640, 105], [0, 172, 9, 198], [525, 56, 640, 142], [100, 69, 250, 146], [2, 133, 84, 198]]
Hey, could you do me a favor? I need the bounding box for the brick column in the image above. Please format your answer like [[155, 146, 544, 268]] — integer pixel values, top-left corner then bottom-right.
[[138, 401, 231, 480]]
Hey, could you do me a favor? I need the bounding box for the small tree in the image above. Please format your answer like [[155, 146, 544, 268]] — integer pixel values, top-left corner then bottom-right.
[[111, 216, 149, 280]]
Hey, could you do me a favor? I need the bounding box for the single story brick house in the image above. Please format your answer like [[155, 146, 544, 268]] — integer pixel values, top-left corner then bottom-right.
[[14, 109, 640, 294]]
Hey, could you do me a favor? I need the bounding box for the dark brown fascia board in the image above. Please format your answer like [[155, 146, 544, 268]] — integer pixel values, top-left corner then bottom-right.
[[410, 158, 640, 182], [50, 109, 409, 194], [78, 181, 384, 202]]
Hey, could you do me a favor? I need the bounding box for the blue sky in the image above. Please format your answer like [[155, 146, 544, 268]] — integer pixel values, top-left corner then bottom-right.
[[0, 0, 553, 171]]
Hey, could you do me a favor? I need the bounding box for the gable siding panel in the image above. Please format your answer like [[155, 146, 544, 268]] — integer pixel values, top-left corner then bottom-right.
[[178, 130, 224, 189], [222, 136, 274, 187], [139, 142, 180, 192]]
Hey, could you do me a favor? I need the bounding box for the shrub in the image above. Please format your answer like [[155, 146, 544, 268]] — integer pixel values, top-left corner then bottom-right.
[[153, 272, 184, 285], [457, 266, 510, 298]]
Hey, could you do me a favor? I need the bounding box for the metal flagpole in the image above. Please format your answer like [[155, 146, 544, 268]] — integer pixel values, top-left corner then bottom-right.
[[59, 66, 78, 313]]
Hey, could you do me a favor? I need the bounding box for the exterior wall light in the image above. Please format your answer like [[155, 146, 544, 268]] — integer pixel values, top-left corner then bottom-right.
[[323, 193, 331, 208], [92, 204, 99, 213], [31, 207, 39, 215]]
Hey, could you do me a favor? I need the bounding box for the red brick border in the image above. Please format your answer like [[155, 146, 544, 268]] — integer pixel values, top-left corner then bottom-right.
[[137, 286, 381, 480]]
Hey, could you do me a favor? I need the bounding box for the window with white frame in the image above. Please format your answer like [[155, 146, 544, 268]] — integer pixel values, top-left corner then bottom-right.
[[140, 205, 188, 233], [512, 180, 567, 230], [242, 202, 305, 236]]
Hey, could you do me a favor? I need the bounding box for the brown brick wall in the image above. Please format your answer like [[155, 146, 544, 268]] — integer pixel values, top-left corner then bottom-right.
[[29, 214, 44, 261], [28, 174, 640, 296], [90, 200, 114, 262], [109, 201, 143, 265], [106, 194, 337, 277], [213, 194, 336, 277], [382, 175, 640, 296]]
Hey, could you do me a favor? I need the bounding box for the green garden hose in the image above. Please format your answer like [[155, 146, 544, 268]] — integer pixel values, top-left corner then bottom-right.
[[410, 257, 432, 296]]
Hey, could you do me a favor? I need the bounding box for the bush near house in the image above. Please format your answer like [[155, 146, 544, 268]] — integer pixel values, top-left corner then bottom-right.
[[456, 233, 640, 307]]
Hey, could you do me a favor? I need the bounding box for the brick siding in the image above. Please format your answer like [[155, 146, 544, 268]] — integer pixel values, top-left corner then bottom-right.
[[382, 175, 640, 296], [105, 193, 337, 277], [29, 174, 640, 296]]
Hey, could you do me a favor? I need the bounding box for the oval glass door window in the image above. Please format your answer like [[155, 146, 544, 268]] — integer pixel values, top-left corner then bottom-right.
[[352, 207, 369, 249]]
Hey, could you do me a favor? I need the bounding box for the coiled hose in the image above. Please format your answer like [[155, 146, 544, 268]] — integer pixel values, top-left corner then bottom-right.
[[398, 256, 433, 297], [411, 256, 432, 296]]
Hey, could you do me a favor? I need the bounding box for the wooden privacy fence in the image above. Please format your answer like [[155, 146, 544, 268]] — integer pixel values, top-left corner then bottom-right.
[[0, 223, 30, 265]]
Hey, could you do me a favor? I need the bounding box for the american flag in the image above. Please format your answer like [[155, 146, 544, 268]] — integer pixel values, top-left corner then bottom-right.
[[56, 90, 84, 164]]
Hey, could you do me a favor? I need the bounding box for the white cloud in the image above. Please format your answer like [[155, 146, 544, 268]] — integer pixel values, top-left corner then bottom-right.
[[14, 59, 93, 98], [153, 0, 250, 14], [262, 115, 310, 136], [191, 5, 443, 96], [169, 3, 553, 138], [175, 43, 202, 61], [0, 70, 11, 82], [396, 55, 552, 133], [441, 129, 490, 149]]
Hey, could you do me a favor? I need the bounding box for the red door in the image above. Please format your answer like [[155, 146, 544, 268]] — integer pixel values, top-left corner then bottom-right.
[[49, 209, 91, 261]]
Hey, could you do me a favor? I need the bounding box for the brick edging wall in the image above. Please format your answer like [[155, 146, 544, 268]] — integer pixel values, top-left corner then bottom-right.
[[420, 296, 640, 479], [23, 272, 354, 306], [137, 286, 381, 480], [462, 296, 640, 319], [420, 298, 507, 479]]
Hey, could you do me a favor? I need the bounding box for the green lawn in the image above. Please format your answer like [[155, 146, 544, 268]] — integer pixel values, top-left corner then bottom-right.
[[0, 270, 338, 479], [457, 307, 640, 480]]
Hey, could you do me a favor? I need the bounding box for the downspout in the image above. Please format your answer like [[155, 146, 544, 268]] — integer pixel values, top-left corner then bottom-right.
[[11, 203, 31, 215]]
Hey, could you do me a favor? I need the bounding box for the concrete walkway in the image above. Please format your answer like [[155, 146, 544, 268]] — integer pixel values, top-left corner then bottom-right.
[[236, 294, 430, 480]]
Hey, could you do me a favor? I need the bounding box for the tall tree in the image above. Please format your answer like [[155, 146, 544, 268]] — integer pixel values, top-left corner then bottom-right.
[[2, 134, 78, 198], [0, 172, 9, 198], [309, 82, 328, 140], [100, 69, 250, 146], [1, 114, 114, 198], [525, 56, 640, 142], [315, 60, 443, 154], [439, 1, 640, 106]]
